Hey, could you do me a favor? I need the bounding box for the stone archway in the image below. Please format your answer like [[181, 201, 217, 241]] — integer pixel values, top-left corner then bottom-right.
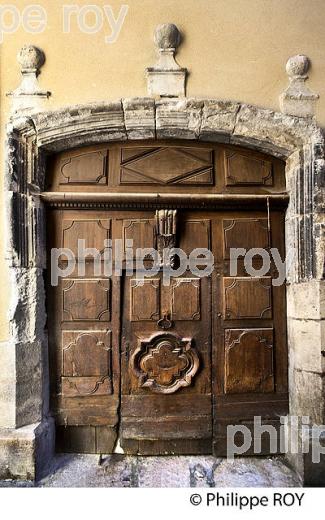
[[1, 97, 324, 484]]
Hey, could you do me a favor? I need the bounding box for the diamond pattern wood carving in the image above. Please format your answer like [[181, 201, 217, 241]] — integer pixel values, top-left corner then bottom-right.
[[120, 147, 213, 185]]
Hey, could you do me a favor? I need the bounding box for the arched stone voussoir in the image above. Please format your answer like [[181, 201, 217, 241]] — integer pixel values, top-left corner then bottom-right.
[[28, 100, 128, 152], [8, 97, 322, 159], [232, 103, 322, 157]]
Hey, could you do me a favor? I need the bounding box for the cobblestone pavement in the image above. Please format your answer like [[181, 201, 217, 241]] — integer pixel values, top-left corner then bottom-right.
[[0, 455, 301, 487]]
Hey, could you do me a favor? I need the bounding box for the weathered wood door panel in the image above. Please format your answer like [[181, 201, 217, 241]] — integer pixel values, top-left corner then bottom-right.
[[212, 210, 288, 455], [47, 208, 287, 455], [46, 141, 288, 456], [120, 270, 212, 454], [47, 211, 121, 453]]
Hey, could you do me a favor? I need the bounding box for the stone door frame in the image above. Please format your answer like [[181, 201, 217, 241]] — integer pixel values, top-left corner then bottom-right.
[[1, 97, 324, 483]]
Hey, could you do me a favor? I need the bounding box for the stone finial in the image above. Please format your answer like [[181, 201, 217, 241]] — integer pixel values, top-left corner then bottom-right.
[[279, 55, 318, 118], [17, 44, 45, 72], [146, 23, 187, 98], [7, 45, 51, 113], [154, 23, 181, 52]]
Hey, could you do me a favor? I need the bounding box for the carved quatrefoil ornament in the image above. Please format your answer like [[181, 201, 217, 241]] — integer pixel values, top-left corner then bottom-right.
[[130, 333, 199, 394]]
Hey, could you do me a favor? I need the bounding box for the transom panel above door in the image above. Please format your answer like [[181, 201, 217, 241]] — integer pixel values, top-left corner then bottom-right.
[[47, 140, 286, 195]]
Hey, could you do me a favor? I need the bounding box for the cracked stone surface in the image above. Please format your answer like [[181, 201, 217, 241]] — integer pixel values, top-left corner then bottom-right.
[[0, 455, 301, 487]]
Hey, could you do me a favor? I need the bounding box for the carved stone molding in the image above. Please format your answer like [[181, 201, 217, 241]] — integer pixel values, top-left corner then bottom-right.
[[7, 45, 51, 113], [131, 333, 199, 394], [146, 23, 187, 97], [279, 55, 319, 118]]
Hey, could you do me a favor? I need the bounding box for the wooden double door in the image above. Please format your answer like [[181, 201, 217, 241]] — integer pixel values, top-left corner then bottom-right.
[[47, 207, 288, 455]]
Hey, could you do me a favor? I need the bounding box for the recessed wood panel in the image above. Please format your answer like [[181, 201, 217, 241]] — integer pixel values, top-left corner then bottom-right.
[[223, 218, 270, 257], [130, 278, 160, 321], [120, 146, 214, 185], [61, 376, 112, 397], [62, 219, 111, 257], [60, 150, 107, 184], [62, 279, 111, 321], [223, 277, 272, 319], [225, 328, 274, 394], [179, 219, 211, 254], [170, 278, 201, 321], [122, 219, 156, 256], [62, 330, 111, 376], [225, 151, 273, 186]]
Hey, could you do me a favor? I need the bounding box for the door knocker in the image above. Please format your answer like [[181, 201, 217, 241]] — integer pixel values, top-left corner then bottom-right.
[[157, 313, 173, 330]]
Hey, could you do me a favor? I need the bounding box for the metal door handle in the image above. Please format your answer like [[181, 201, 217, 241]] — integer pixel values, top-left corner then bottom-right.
[[157, 313, 173, 330]]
